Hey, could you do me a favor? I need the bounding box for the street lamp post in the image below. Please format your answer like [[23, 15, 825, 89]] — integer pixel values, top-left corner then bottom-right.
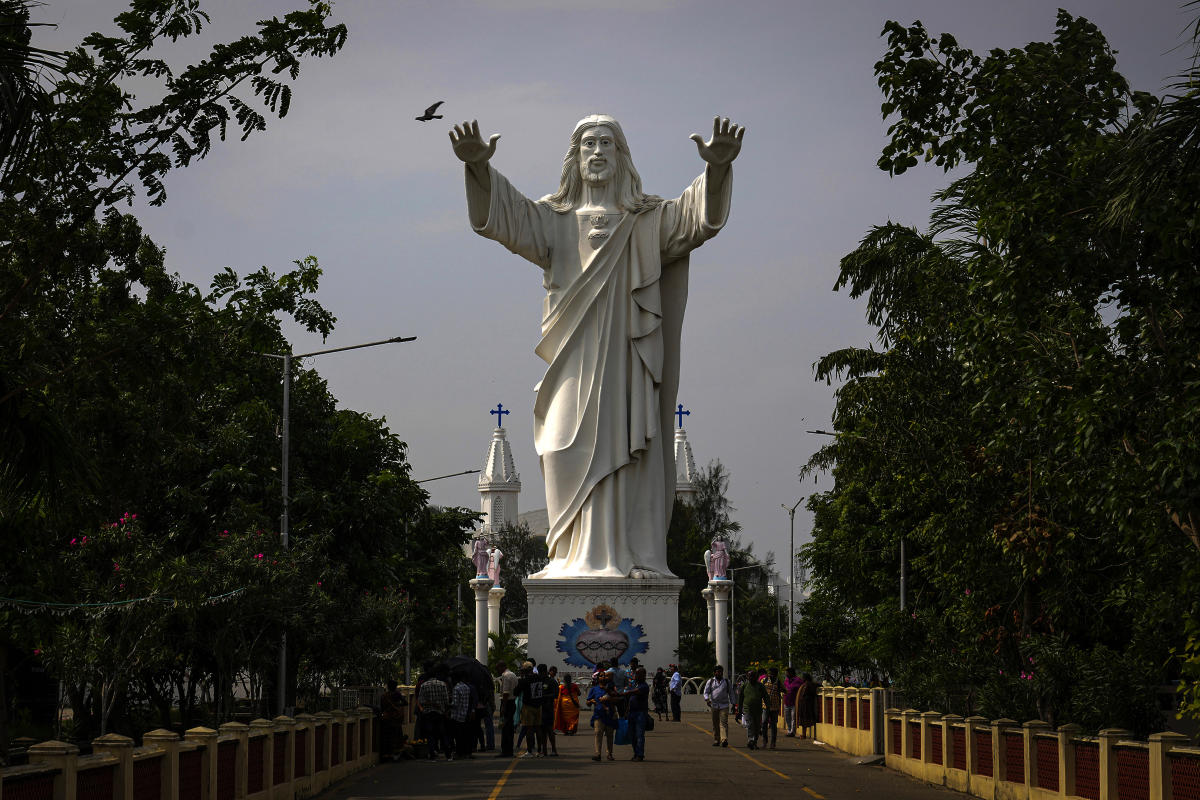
[[261, 334, 416, 714], [724, 561, 769, 678], [783, 499, 802, 667], [402, 468, 482, 683]]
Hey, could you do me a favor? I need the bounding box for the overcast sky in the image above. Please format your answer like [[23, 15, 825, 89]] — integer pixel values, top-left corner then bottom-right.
[[33, 0, 1195, 579]]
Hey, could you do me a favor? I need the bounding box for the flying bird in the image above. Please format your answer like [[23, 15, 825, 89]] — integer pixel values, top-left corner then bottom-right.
[[415, 101, 444, 122]]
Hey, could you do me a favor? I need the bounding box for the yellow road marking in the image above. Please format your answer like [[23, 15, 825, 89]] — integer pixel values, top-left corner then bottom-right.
[[802, 787, 826, 799], [486, 756, 519, 800], [684, 720, 791, 780]]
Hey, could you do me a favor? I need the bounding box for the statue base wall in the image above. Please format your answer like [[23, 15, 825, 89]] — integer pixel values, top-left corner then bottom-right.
[[523, 577, 685, 675]]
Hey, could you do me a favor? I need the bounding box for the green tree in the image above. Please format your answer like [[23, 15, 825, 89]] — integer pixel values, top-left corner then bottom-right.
[[667, 461, 780, 675], [0, 0, 478, 749], [802, 10, 1200, 733]]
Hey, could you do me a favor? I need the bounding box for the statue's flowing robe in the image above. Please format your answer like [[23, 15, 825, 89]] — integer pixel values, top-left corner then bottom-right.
[[469, 165, 729, 577]]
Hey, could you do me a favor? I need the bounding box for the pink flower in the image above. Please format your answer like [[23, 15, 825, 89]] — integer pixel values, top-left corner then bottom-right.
[[316, 581, 323, 587], [113, 563, 120, 571], [81, 536, 88, 544], [254, 553, 264, 560], [965, 589, 972, 596], [33, 648, 41, 655], [69, 538, 77, 545]]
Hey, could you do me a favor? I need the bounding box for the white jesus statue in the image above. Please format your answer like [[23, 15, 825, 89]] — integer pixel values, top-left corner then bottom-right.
[[451, 114, 744, 579]]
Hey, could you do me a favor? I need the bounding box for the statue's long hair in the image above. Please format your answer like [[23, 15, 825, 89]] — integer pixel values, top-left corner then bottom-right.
[[541, 115, 663, 214]]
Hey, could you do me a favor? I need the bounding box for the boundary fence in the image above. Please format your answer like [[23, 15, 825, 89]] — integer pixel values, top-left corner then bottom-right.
[[0, 707, 376, 800], [814, 686, 1200, 800]]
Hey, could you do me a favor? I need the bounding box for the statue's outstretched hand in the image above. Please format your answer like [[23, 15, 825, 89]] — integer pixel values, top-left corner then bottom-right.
[[690, 117, 744, 167], [450, 120, 500, 164]]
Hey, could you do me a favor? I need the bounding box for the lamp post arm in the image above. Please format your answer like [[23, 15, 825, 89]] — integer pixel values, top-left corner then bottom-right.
[[257, 333, 416, 717]]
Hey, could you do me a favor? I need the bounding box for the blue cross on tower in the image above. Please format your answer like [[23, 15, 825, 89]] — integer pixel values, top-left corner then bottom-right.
[[490, 403, 510, 428], [675, 403, 690, 429]]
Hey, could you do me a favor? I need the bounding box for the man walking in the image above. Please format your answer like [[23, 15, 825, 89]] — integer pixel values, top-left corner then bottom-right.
[[495, 660, 518, 757], [738, 668, 766, 750], [668, 664, 683, 721], [702, 665, 732, 747], [624, 667, 651, 761], [761, 667, 781, 749]]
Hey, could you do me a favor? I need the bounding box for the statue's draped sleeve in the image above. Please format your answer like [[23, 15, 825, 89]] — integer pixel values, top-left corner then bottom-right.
[[659, 169, 731, 262], [468, 164, 553, 269]]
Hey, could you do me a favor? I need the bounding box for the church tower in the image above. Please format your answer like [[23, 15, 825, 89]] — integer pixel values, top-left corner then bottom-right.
[[673, 404, 699, 503], [478, 405, 521, 533]]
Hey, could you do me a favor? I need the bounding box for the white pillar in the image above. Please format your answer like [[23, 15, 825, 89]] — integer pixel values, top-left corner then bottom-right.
[[701, 587, 715, 642], [487, 586, 506, 642], [470, 577, 493, 663], [710, 579, 732, 671]]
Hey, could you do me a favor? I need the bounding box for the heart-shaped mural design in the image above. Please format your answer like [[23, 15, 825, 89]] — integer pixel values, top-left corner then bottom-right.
[[576, 628, 629, 666], [557, 604, 648, 668]]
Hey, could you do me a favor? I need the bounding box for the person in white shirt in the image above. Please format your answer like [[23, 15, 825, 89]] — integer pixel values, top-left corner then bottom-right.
[[495, 660, 519, 757], [669, 665, 683, 721], [702, 665, 732, 746]]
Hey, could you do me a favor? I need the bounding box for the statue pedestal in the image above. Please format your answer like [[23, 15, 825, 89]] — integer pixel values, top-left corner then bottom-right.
[[524, 577, 684, 675]]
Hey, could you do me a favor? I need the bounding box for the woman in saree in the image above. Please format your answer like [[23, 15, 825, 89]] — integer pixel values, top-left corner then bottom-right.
[[554, 672, 581, 734]]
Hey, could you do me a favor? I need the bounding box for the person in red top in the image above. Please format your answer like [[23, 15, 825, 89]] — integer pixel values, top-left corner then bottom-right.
[[554, 672, 581, 734]]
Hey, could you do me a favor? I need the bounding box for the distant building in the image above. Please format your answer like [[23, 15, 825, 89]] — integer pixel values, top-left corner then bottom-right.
[[674, 426, 699, 502], [478, 425, 521, 534]]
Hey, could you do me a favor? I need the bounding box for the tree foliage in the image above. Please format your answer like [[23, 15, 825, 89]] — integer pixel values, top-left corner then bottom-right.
[[668, 461, 781, 675], [802, 10, 1200, 733], [0, 1, 475, 753]]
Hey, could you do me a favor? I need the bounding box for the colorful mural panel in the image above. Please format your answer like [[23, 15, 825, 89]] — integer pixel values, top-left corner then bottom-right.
[[556, 603, 648, 668]]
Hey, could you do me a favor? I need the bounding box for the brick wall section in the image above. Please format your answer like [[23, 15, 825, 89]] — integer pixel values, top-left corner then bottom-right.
[[976, 729, 993, 777], [1003, 731, 1024, 782], [134, 757, 162, 800], [1075, 740, 1101, 800], [179, 748, 203, 800], [3, 771, 56, 800], [77, 764, 115, 800], [1036, 736, 1059, 791], [1117, 745, 1151, 800]]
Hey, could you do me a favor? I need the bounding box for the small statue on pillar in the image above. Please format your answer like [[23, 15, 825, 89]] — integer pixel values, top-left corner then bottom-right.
[[487, 544, 504, 586], [708, 539, 730, 580], [471, 537, 490, 578]]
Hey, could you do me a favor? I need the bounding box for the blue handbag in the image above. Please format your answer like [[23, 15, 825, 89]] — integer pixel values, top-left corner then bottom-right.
[[614, 718, 631, 746]]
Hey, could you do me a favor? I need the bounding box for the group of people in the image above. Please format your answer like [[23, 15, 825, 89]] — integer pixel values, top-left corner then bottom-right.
[[702, 665, 818, 749], [580, 657, 654, 761], [403, 663, 497, 762], [493, 657, 600, 759], [382, 659, 818, 763]]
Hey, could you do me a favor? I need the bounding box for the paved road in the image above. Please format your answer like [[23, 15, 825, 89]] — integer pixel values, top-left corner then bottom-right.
[[317, 713, 967, 800]]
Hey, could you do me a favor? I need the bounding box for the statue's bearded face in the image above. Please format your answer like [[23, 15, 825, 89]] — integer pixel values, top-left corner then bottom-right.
[[578, 126, 617, 185]]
